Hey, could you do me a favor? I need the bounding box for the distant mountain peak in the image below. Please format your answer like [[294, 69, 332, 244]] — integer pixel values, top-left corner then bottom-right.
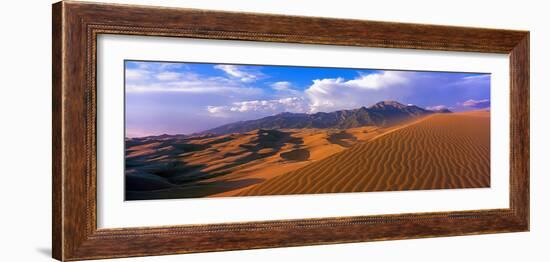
[[433, 108, 452, 113], [369, 100, 408, 109], [199, 100, 444, 135]]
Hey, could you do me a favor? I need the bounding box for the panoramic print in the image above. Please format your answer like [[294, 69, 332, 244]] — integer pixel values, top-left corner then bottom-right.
[[124, 60, 491, 200]]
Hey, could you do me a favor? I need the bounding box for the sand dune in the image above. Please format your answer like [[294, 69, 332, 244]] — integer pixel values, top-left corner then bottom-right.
[[125, 125, 386, 200], [238, 111, 490, 196], [125, 111, 489, 200]]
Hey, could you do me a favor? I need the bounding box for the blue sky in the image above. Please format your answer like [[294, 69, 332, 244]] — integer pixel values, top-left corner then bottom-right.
[[125, 60, 490, 137]]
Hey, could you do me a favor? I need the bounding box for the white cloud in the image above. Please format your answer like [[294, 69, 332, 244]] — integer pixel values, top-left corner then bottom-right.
[[270, 81, 293, 91], [207, 97, 308, 117], [127, 81, 261, 95], [305, 71, 411, 112], [155, 71, 182, 81], [206, 106, 227, 115], [125, 69, 149, 81], [426, 105, 448, 111], [346, 71, 408, 89], [205, 70, 414, 118], [462, 99, 490, 108], [214, 65, 263, 82], [449, 74, 490, 87], [126, 62, 263, 95], [462, 74, 490, 80]]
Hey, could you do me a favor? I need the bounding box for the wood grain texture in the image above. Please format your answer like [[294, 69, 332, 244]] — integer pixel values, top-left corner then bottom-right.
[[52, 1, 530, 261], [52, 2, 63, 260], [509, 35, 530, 227]]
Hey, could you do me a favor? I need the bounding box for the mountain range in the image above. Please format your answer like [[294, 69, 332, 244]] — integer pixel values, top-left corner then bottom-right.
[[199, 101, 451, 135]]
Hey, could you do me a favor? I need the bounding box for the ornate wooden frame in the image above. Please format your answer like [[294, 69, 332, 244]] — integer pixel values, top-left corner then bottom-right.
[[52, 1, 529, 261]]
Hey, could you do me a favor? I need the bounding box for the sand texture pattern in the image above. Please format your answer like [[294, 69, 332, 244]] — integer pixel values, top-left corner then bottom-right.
[[239, 112, 490, 196]]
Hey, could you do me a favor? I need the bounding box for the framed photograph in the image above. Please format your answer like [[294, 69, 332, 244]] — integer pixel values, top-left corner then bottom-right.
[[52, 1, 529, 261]]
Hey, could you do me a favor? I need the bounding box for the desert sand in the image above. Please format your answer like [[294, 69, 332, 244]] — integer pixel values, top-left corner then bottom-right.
[[125, 124, 388, 200], [126, 111, 489, 200], [239, 111, 490, 196]]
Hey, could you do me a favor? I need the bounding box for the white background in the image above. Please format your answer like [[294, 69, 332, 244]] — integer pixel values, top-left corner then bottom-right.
[[98, 35, 509, 228], [0, 0, 547, 261]]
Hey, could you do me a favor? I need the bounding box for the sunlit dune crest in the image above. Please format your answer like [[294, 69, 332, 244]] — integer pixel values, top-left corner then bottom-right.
[[240, 111, 490, 196]]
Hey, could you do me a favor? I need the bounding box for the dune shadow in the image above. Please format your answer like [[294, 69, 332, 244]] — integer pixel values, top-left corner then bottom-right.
[[126, 178, 265, 200], [207, 129, 304, 173], [327, 131, 357, 147], [203, 135, 235, 145], [126, 160, 229, 190], [280, 148, 310, 161], [125, 129, 307, 200], [126, 140, 209, 165]]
